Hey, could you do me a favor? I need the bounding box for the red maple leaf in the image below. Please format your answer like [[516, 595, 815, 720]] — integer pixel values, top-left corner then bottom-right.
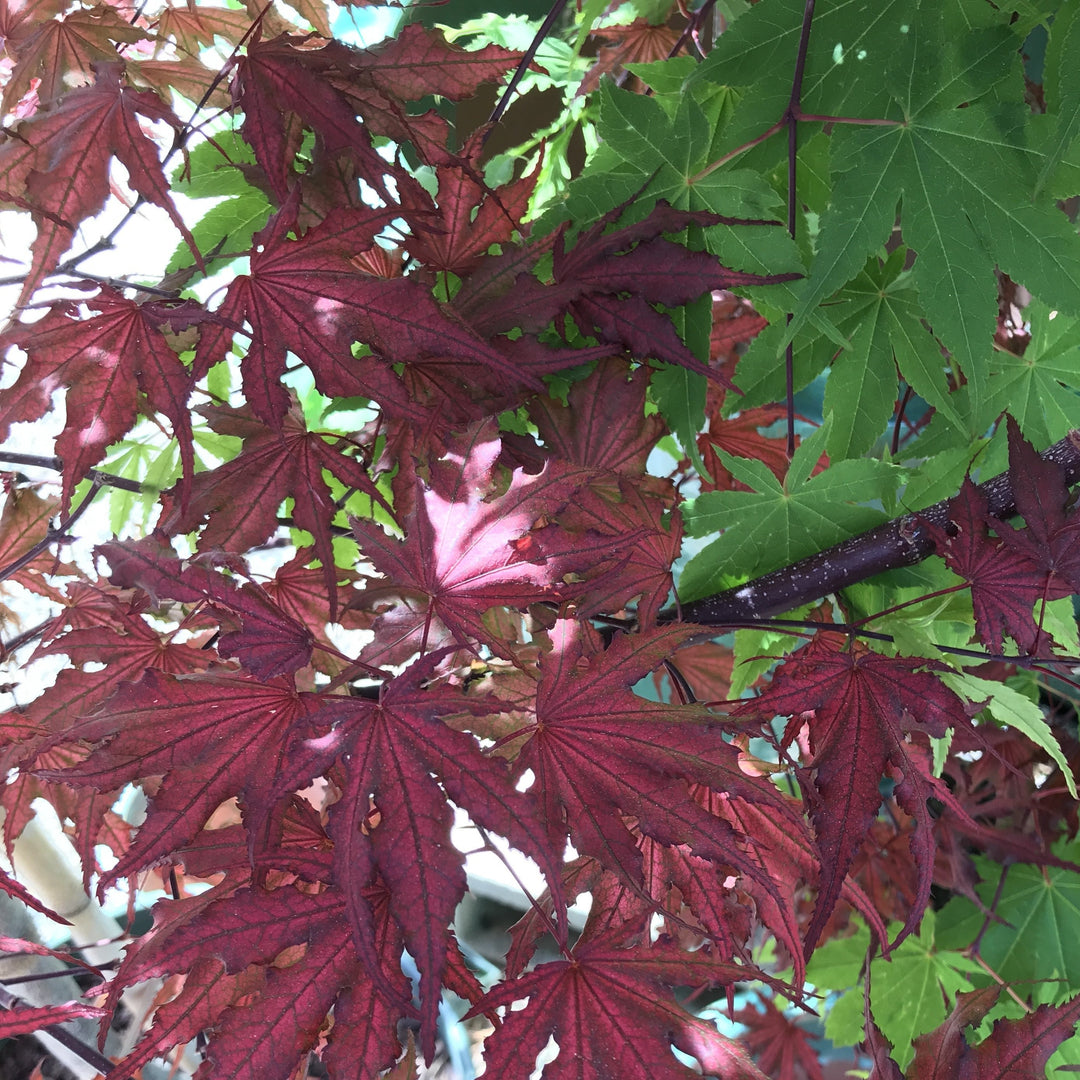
[[258, 546, 372, 677], [0, 587, 211, 860], [924, 474, 1065, 654], [0, 65, 200, 305], [264, 658, 566, 1049], [515, 620, 803, 906], [580, 18, 683, 95], [98, 537, 316, 678], [734, 993, 825, 1080], [994, 416, 1080, 600], [0, 1001, 106, 1040], [462, 201, 795, 384], [349, 421, 619, 665], [159, 400, 387, 622], [154, 3, 252, 53], [529, 359, 666, 477], [469, 938, 772, 1079], [0, 481, 71, 595], [401, 153, 537, 277], [106, 957, 265, 1080], [0, 287, 198, 509], [733, 635, 973, 956], [700, 406, 792, 493], [232, 34, 397, 204], [907, 986, 1080, 1079], [192, 202, 542, 429], [346, 22, 520, 101], [39, 669, 324, 886], [109, 880, 411, 1080], [0, 3, 147, 114]]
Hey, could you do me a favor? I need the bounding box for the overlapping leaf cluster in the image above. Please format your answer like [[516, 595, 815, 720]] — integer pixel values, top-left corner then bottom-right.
[[2, 0, 1080, 1077]]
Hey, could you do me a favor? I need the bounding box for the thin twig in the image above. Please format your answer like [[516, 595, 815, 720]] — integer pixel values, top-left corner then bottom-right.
[[487, 0, 570, 128], [0, 454, 144, 493], [0, 479, 104, 584], [0, 984, 114, 1075]]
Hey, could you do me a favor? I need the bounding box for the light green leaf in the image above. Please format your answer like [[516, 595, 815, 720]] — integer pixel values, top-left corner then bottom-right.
[[166, 188, 274, 274], [729, 617, 807, 698], [679, 425, 906, 600], [868, 912, 981, 1070], [941, 671, 1077, 798], [805, 919, 870, 991], [936, 836, 1080, 1000], [650, 363, 710, 478], [624, 56, 698, 95], [825, 989, 866, 1048]]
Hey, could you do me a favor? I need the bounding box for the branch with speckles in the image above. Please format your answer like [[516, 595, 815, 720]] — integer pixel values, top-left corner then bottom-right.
[[677, 430, 1080, 627]]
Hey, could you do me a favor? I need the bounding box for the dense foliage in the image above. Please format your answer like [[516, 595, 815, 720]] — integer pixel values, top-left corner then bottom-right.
[[4, 0, 1080, 1076]]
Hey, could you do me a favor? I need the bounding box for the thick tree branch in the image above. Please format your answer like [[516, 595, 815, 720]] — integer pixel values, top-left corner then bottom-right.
[[679, 429, 1080, 625]]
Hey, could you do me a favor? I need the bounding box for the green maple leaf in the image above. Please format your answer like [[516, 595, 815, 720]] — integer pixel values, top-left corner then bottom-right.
[[870, 912, 982, 1071], [980, 300, 1080, 448], [167, 131, 274, 273], [1035, 0, 1080, 197], [678, 420, 906, 601], [781, 7, 1080, 423], [731, 248, 961, 458], [558, 82, 806, 290], [935, 836, 1080, 1002]]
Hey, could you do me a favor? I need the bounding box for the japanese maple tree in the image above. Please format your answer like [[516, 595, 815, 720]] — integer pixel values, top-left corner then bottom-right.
[[4, 1, 1080, 1078]]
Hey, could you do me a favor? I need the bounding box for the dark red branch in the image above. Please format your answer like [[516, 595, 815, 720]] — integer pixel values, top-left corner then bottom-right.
[[679, 430, 1080, 625]]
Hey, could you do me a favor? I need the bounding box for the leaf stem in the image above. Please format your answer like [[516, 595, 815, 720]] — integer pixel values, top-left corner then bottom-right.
[[472, 823, 572, 959], [487, 0, 571, 128], [781, 0, 816, 458], [849, 583, 970, 628], [797, 113, 902, 126]]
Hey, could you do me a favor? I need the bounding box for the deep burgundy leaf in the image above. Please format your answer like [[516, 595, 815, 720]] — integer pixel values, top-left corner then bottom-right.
[[995, 416, 1080, 597], [734, 994, 826, 1080], [518, 620, 802, 906], [529, 359, 665, 477], [461, 201, 792, 388], [926, 474, 1071, 653], [266, 660, 566, 1057], [115, 881, 408, 1080], [98, 537, 314, 678], [0, 65, 199, 305], [0, 482, 72, 592], [109, 958, 265, 1080], [469, 939, 772, 1079], [0, 288, 197, 509], [232, 36, 397, 204], [907, 985, 1080, 1079], [733, 635, 972, 957], [192, 204, 541, 428], [39, 670, 320, 885], [401, 159, 537, 276], [159, 400, 386, 622], [0, 867, 71, 925]]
